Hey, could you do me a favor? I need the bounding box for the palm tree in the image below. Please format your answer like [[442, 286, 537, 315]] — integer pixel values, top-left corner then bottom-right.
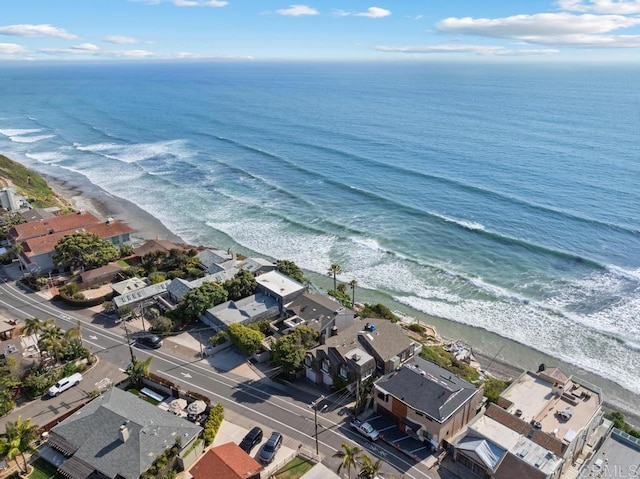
[[126, 356, 153, 388], [359, 454, 383, 479], [327, 263, 342, 292], [38, 321, 64, 360], [22, 317, 42, 338], [349, 279, 358, 308], [0, 416, 38, 473], [333, 441, 362, 479]]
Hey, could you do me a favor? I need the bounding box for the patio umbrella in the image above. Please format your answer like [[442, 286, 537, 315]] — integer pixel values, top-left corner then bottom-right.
[[187, 400, 207, 416], [168, 398, 187, 413]]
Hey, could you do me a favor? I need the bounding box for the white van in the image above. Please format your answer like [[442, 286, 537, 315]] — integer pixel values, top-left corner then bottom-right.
[[48, 373, 83, 397]]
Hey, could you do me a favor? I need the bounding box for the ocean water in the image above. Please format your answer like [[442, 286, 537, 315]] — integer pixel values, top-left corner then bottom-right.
[[1, 62, 639, 396]]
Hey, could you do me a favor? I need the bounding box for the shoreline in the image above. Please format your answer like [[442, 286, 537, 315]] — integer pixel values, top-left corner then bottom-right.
[[16, 166, 640, 427]]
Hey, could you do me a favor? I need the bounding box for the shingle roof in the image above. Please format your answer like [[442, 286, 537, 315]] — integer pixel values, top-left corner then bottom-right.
[[9, 211, 101, 242], [79, 263, 123, 282], [198, 249, 233, 267], [358, 318, 413, 362], [21, 220, 133, 257], [494, 452, 548, 479], [286, 292, 346, 321], [374, 357, 478, 423], [50, 387, 201, 479], [132, 239, 189, 257], [190, 442, 262, 479]]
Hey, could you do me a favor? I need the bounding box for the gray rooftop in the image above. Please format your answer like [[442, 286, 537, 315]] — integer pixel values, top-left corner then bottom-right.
[[50, 387, 201, 479], [205, 293, 279, 327], [113, 280, 170, 309], [166, 269, 239, 301], [584, 428, 640, 476], [374, 356, 478, 423], [198, 248, 233, 267], [357, 318, 415, 362]]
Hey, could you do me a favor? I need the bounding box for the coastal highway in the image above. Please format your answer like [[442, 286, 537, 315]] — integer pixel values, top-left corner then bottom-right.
[[0, 276, 448, 479]]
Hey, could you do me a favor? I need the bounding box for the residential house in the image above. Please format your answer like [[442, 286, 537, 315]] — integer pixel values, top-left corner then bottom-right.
[[255, 270, 305, 308], [189, 442, 262, 479], [166, 269, 239, 304], [0, 187, 28, 211], [198, 248, 237, 274], [451, 366, 603, 478], [8, 211, 101, 243], [112, 277, 148, 297], [304, 317, 420, 388], [282, 292, 355, 339], [131, 239, 190, 258], [19, 207, 58, 223], [113, 280, 171, 311], [582, 427, 640, 478], [238, 257, 276, 275], [18, 219, 133, 273], [202, 293, 279, 331], [373, 356, 484, 450], [78, 263, 123, 289], [44, 387, 202, 479]]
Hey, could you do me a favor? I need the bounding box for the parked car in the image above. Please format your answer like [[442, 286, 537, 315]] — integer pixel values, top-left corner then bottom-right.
[[135, 334, 163, 349], [48, 373, 83, 397], [239, 426, 263, 453], [258, 432, 282, 464]]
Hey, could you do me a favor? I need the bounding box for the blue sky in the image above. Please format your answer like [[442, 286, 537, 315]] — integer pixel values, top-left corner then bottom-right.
[[2, 0, 640, 61]]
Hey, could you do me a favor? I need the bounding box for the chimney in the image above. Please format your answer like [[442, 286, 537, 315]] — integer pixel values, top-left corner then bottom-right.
[[119, 424, 130, 442], [330, 325, 338, 337]]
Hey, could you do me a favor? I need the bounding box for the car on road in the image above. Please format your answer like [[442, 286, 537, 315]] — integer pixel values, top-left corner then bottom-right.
[[135, 334, 163, 349], [239, 426, 263, 453], [48, 373, 83, 397], [350, 418, 380, 441], [258, 431, 283, 464]]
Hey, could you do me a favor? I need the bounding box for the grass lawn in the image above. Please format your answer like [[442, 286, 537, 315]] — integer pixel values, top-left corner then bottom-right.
[[126, 387, 161, 406], [29, 458, 60, 479], [273, 456, 315, 479]]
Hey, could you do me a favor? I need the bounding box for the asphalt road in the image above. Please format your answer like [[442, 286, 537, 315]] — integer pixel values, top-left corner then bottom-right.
[[0, 275, 447, 479]]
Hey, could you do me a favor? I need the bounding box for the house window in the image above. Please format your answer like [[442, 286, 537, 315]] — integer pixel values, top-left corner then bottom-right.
[[321, 361, 330, 373], [339, 366, 348, 379], [377, 391, 388, 402], [304, 356, 312, 367], [361, 369, 373, 381]]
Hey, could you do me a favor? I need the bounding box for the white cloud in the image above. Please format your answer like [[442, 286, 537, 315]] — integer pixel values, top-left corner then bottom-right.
[[0, 43, 26, 54], [436, 13, 640, 37], [336, 6, 391, 18], [70, 43, 100, 52], [104, 35, 140, 44], [375, 44, 558, 56], [0, 24, 77, 39], [131, 0, 227, 6], [276, 5, 318, 16], [558, 0, 640, 14]]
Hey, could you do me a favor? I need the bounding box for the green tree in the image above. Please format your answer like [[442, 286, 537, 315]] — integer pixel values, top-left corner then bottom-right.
[[271, 326, 319, 373], [358, 454, 383, 479], [177, 282, 228, 322], [0, 416, 38, 474], [358, 303, 398, 322], [227, 323, 264, 355], [149, 316, 173, 335], [349, 279, 358, 308], [275, 260, 306, 284], [53, 231, 119, 270], [22, 317, 42, 337], [38, 320, 64, 360], [327, 263, 342, 292], [119, 243, 134, 258], [126, 356, 153, 388], [333, 442, 362, 479], [223, 270, 257, 301]]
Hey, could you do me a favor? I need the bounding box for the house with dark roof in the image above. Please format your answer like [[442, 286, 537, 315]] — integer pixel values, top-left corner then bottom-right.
[[304, 317, 420, 388], [79, 263, 124, 288], [197, 248, 237, 274], [238, 257, 275, 275], [373, 356, 483, 450], [131, 239, 190, 259], [189, 442, 262, 479], [282, 292, 355, 339], [45, 387, 201, 479], [166, 269, 240, 304]]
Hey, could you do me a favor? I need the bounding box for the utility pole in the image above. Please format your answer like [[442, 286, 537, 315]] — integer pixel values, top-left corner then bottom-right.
[[309, 395, 325, 455], [122, 321, 135, 364]]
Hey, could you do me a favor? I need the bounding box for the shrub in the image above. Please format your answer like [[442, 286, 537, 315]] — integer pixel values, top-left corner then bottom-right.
[[150, 316, 173, 335], [102, 301, 116, 313], [357, 303, 399, 322], [407, 323, 426, 334], [202, 403, 224, 446], [227, 323, 264, 355], [209, 331, 228, 347], [483, 378, 511, 404]]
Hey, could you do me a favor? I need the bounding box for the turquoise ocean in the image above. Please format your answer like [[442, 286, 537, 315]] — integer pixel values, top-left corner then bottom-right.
[[1, 62, 639, 402]]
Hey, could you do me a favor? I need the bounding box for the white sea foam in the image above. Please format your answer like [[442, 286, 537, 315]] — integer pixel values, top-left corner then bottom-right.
[[434, 212, 485, 231], [10, 134, 56, 143], [75, 139, 190, 163], [25, 151, 69, 163], [0, 128, 42, 136], [395, 293, 640, 395]]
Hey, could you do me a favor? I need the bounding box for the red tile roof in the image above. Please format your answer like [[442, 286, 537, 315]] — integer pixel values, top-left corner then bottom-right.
[[190, 442, 263, 479], [21, 220, 133, 257], [9, 212, 101, 242]]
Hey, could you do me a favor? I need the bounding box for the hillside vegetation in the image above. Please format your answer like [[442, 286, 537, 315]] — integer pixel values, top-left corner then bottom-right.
[[0, 154, 72, 210]]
